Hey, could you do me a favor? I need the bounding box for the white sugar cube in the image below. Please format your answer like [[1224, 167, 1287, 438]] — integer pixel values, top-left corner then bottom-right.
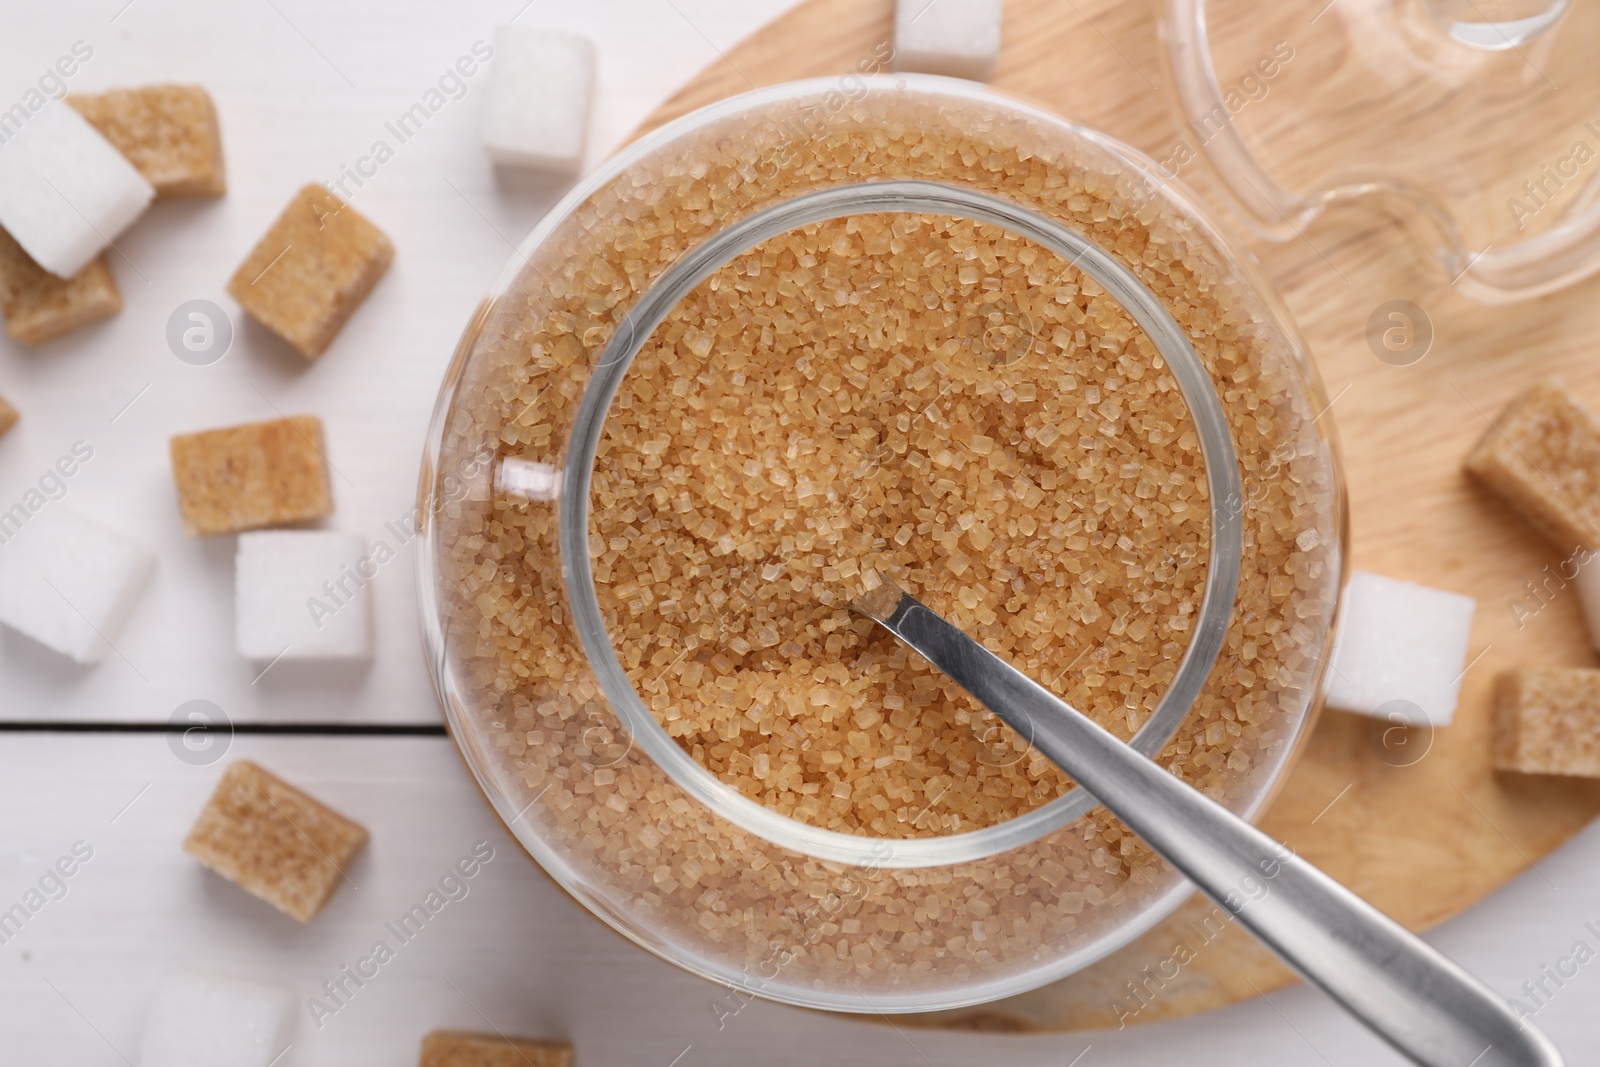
[[0, 101, 154, 277], [1324, 571, 1476, 727], [138, 971, 292, 1067], [0, 505, 154, 664], [236, 531, 372, 661], [893, 0, 1004, 82], [481, 26, 596, 174]]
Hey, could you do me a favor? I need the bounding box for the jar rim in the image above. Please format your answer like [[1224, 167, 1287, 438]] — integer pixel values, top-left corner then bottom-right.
[[559, 178, 1243, 867]]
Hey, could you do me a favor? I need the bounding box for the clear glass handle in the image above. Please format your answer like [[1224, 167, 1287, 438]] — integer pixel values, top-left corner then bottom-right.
[[1423, 0, 1571, 50]]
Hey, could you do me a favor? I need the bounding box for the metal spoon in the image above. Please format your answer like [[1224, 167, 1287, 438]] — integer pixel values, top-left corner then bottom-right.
[[852, 578, 1562, 1067]]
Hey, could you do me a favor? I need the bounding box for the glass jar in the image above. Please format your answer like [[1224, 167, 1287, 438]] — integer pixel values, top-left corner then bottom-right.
[[417, 75, 1346, 1012], [1160, 0, 1599, 302]]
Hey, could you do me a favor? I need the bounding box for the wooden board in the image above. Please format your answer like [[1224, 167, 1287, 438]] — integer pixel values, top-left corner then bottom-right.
[[637, 0, 1600, 1032]]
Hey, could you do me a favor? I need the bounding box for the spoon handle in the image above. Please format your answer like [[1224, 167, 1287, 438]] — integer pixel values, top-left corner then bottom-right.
[[858, 585, 1561, 1067]]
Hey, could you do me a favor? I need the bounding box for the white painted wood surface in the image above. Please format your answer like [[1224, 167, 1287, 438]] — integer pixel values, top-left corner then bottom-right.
[[2, 733, 1600, 1065], [3, 2, 1600, 1064], [0, 0, 799, 725]]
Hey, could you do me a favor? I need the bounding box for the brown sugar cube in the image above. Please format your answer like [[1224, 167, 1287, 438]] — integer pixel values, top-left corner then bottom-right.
[[169, 415, 333, 536], [183, 760, 368, 922], [68, 85, 226, 199], [0, 394, 16, 438], [226, 184, 393, 359], [0, 227, 121, 345], [419, 1031, 573, 1067], [1493, 667, 1600, 777], [1464, 380, 1600, 550]]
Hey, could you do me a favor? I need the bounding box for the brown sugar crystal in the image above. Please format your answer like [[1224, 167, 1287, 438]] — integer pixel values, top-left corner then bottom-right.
[[590, 214, 1215, 836], [0, 394, 16, 438], [1465, 380, 1600, 550], [456, 131, 1336, 841], [0, 227, 121, 345], [183, 760, 368, 921], [1493, 667, 1600, 777], [419, 1030, 572, 1067], [226, 184, 392, 359], [69, 84, 226, 198], [435, 88, 1341, 991], [169, 415, 333, 536]]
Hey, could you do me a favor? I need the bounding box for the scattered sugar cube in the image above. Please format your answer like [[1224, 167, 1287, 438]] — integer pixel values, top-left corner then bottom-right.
[[184, 760, 368, 922], [420, 1030, 573, 1067], [226, 184, 392, 359], [893, 0, 1004, 82], [480, 27, 596, 174], [236, 531, 371, 661], [1324, 570, 1476, 727], [0, 505, 153, 664], [0, 394, 15, 438], [69, 84, 226, 199], [1493, 667, 1600, 777], [1575, 558, 1600, 652], [169, 415, 333, 536], [0, 100, 153, 278], [138, 971, 292, 1067], [1465, 380, 1600, 551], [0, 225, 120, 344]]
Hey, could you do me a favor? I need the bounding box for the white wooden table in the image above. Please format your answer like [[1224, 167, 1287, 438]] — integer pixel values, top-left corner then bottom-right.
[[3, 2, 1600, 1063]]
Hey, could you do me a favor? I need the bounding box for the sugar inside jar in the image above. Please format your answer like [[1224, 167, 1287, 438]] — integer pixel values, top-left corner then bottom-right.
[[424, 77, 1343, 1011], [591, 211, 1213, 838]]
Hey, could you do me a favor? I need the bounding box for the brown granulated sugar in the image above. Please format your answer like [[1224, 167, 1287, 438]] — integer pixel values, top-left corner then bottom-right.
[[433, 89, 1338, 994], [591, 213, 1209, 836]]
